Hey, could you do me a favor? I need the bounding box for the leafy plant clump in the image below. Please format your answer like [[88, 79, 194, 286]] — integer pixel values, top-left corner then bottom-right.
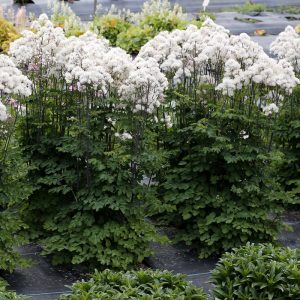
[[211, 243, 300, 299], [60, 269, 207, 300], [0, 123, 31, 272], [268, 5, 300, 15], [116, 25, 154, 55], [137, 0, 187, 34], [91, 15, 131, 46], [160, 112, 283, 258], [0, 17, 19, 53], [274, 85, 300, 205], [0, 279, 27, 300], [235, 1, 266, 14]]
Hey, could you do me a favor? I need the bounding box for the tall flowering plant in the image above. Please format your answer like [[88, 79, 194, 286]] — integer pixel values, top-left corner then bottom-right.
[[0, 54, 32, 272], [139, 19, 299, 257], [270, 27, 300, 205], [9, 15, 167, 268]]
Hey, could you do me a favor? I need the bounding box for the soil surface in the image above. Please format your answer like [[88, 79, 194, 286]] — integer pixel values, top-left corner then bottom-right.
[[5, 211, 299, 299]]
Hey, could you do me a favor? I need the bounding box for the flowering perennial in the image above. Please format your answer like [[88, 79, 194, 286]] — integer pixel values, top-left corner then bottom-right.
[[271, 26, 300, 73], [139, 19, 299, 108]]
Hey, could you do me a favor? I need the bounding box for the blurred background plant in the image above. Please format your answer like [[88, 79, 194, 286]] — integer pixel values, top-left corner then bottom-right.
[[0, 16, 19, 53]]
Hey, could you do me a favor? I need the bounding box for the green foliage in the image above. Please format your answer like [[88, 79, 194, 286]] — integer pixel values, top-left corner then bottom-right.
[[160, 111, 283, 258], [60, 269, 207, 299], [235, 1, 266, 14], [116, 25, 154, 55], [0, 120, 31, 272], [211, 243, 300, 299], [114, 0, 189, 53], [0, 17, 19, 53], [274, 86, 300, 205], [18, 69, 164, 268], [91, 15, 131, 46], [0, 279, 27, 300], [139, 10, 187, 33], [268, 5, 300, 15], [50, 0, 86, 37]]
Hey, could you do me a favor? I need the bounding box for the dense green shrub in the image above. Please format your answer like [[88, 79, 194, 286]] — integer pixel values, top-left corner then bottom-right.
[[60, 269, 207, 300], [160, 111, 283, 258], [91, 15, 131, 46], [0, 121, 31, 272], [211, 243, 300, 299], [116, 26, 154, 55], [274, 86, 300, 205]]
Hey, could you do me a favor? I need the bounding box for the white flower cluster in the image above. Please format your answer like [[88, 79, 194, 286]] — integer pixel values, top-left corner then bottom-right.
[[271, 26, 300, 73], [10, 14, 66, 75], [262, 103, 279, 116], [218, 56, 299, 96], [0, 54, 31, 122], [115, 131, 132, 141], [9, 14, 168, 114], [139, 19, 230, 85], [0, 101, 7, 122], [0, 54, 32, 97], [161, 114, 173, 128], [119, 58, 168, 113], [139, 18, 299, 96], [57, 32, 112, 90]]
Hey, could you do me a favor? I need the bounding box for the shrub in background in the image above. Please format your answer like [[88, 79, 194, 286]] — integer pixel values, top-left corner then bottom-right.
[[0, 17, 18, 53], [60, 269, 207, 300], [116, 25, 153, 55], [136, 0, 187, 33], [91, 15, 131, 46], [49, 0, 86, 37], [235, 1, 266, 14], [211, 243, 300, 299]]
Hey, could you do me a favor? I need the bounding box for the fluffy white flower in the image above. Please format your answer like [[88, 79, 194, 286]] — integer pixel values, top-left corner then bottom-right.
[[0, 101, 8, 121], [271, 26, 300, 72], [240, 130, 249, 140], [10, 14, 66, 76], [263, 103, 279, 116], [102, 47, 134, 87], [57, 32, 112, 90], [115, 132, 132, 140], [161, 114, 173, 128], [119, 58, 168, 113], [0, 54, 32, 97]]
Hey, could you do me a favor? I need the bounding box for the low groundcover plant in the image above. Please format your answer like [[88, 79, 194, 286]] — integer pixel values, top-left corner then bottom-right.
[[60, 269, 207, 300], [211, 243, 300, 299]]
